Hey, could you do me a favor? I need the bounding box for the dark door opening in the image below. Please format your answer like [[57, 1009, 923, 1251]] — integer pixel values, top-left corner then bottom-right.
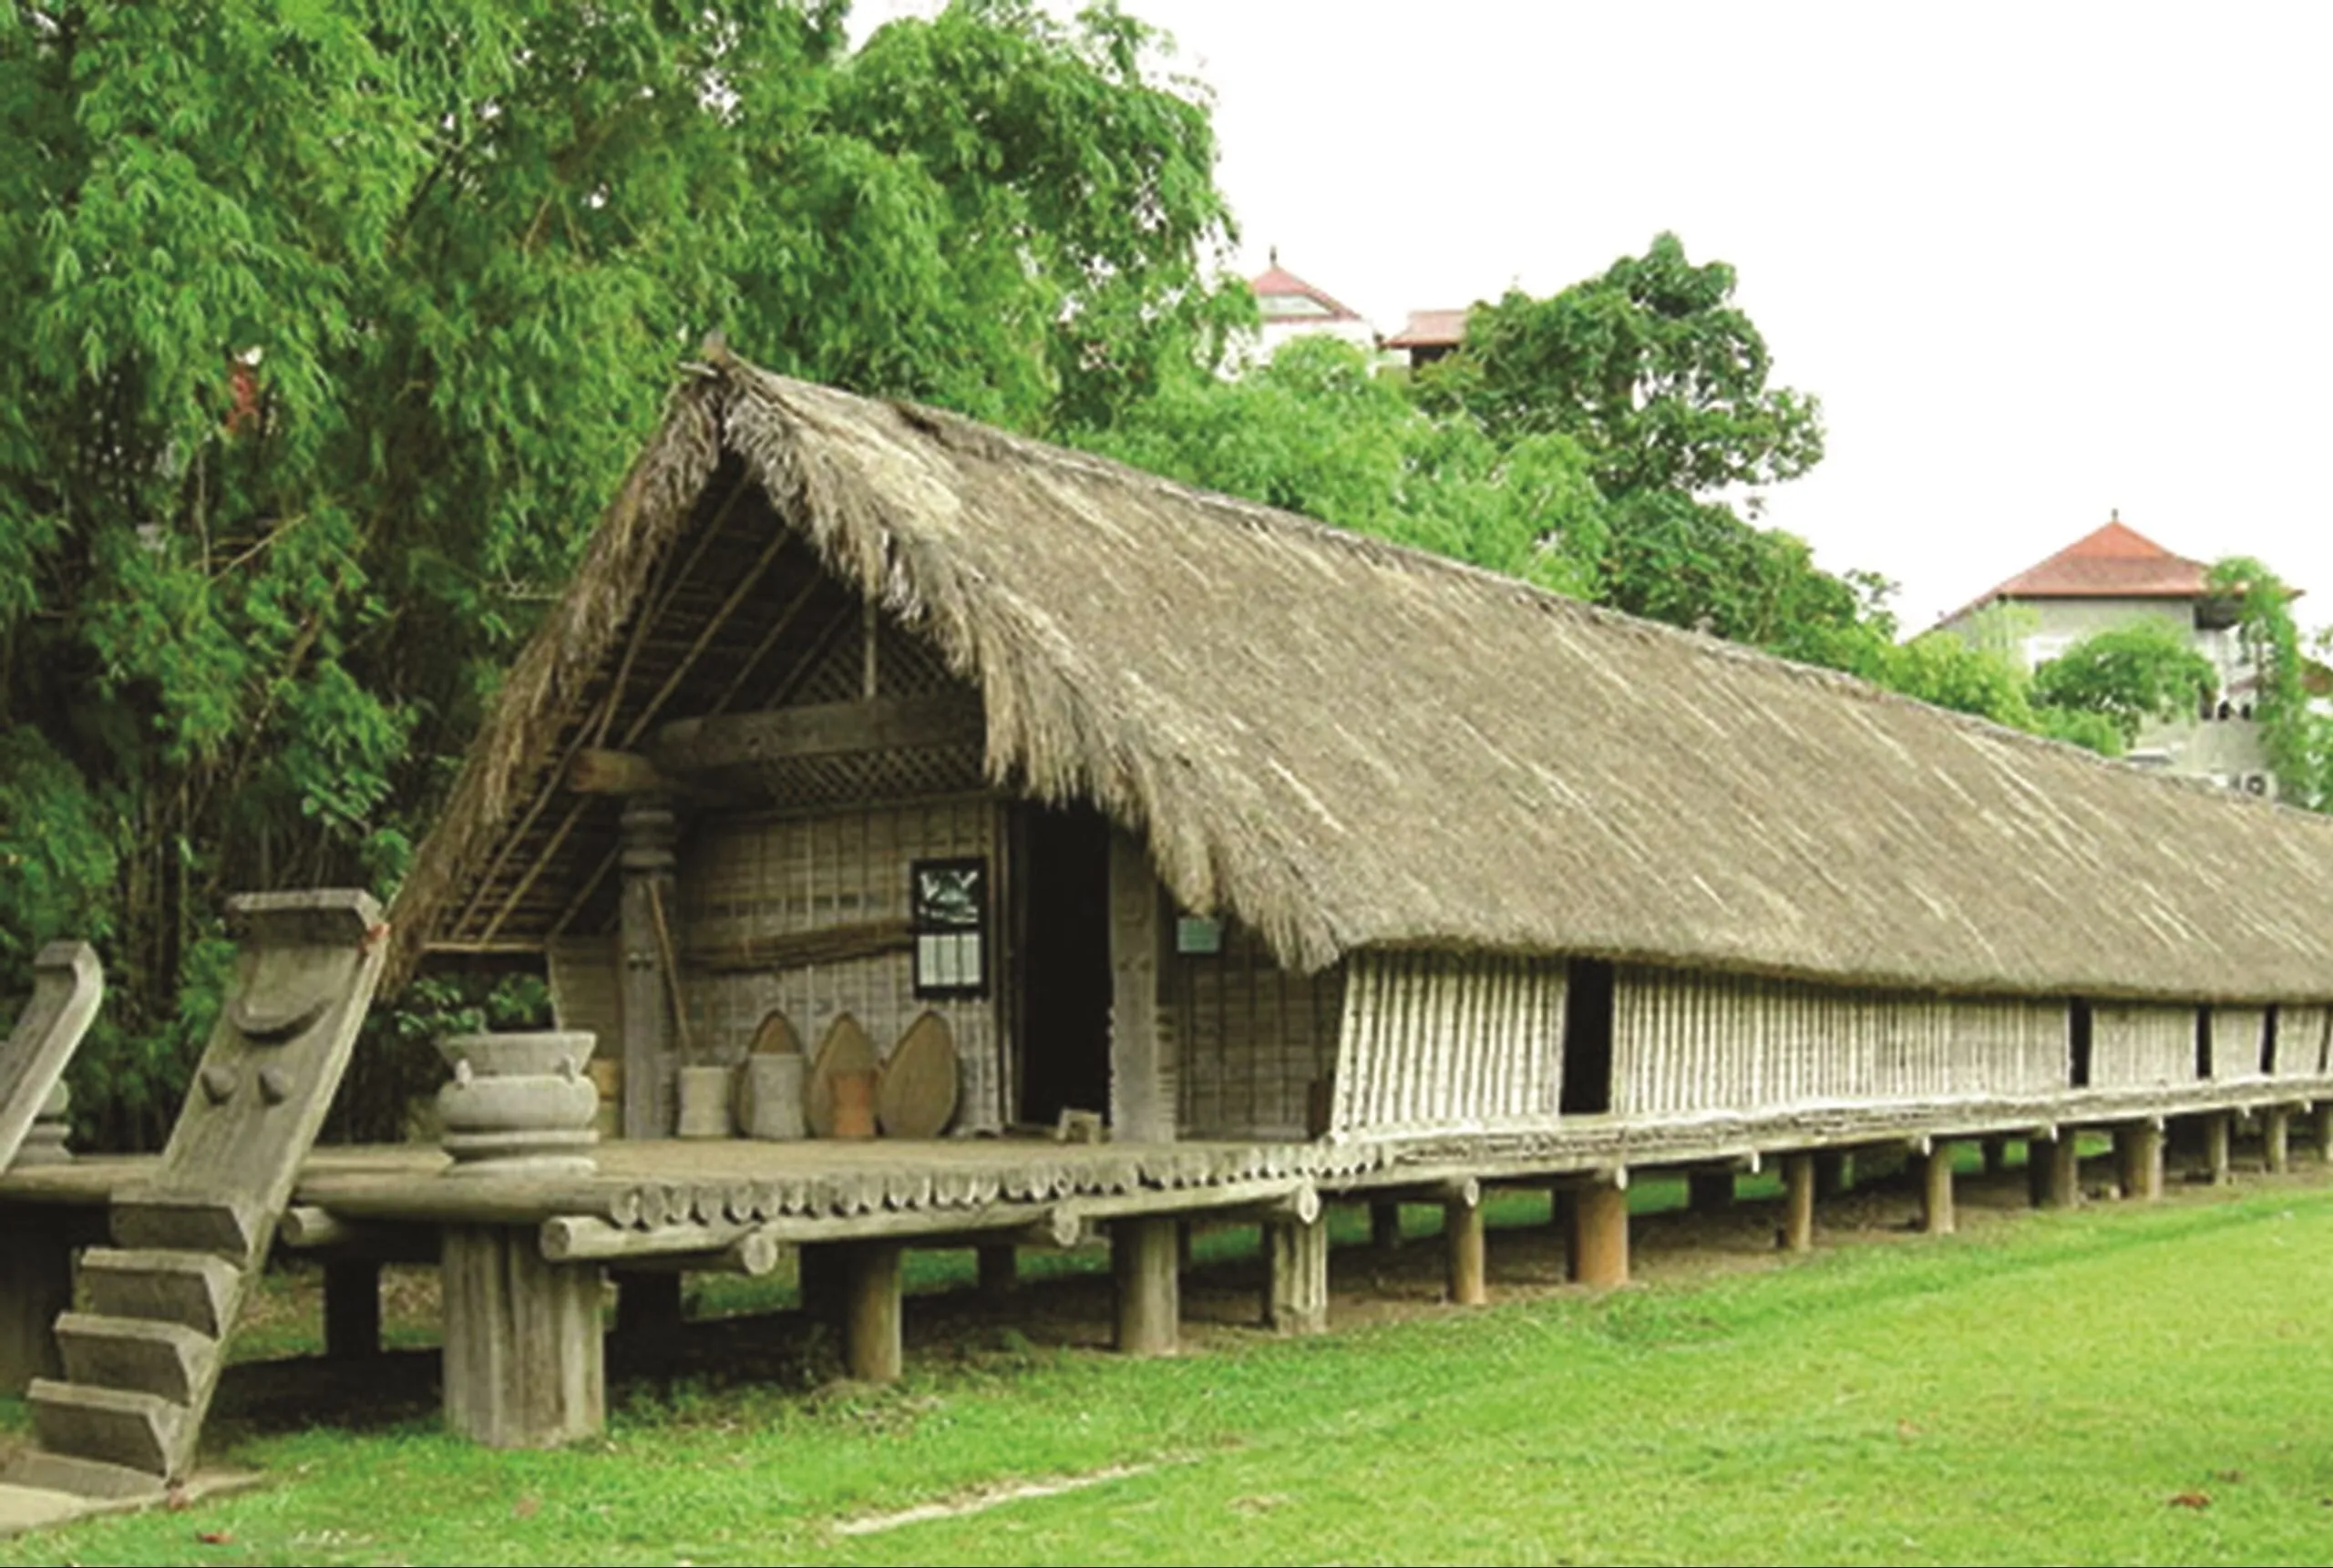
[[1560, 958, 1616, 1115], [2069, 999, 2093, 1089], [1014, 803, 1113, 1125]]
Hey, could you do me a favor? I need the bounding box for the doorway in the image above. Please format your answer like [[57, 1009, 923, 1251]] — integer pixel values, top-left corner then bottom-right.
[[1013, 802, 1113, 1125]]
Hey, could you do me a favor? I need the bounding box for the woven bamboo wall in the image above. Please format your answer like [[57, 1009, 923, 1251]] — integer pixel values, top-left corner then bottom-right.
[[2275, 1006, 2333, 1077], [1173, 919, 1343, 1140], [2213, 1006, 2269, 1080], [1612, 966, 2068, 1113], [676, 797, 1004, 1132], [2091, 1004, 2197, 1088], [1330, 951, 1565, 1136], [546, 934, 623, 1056]]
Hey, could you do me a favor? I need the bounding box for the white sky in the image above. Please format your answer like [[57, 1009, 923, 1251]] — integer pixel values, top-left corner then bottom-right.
[[853, 1, 2333, 633]]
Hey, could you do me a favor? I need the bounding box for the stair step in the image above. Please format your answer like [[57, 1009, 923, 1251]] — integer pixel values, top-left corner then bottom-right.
[[54, 1313, 214, 1405], [79, 1249, 239, 1337], [113, 1194, 262, 1263], [26, 1380, 183, 1479], [0, 1450, 168, 1502]]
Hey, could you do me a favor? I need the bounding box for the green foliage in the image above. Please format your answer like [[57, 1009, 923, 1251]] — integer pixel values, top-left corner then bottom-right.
[[2031, 620, 2218, 745], [2206, 556, 2329, 806], [0, 0, 1237, 1140]]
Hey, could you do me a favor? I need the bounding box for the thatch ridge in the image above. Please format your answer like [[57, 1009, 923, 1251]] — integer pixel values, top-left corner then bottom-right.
[[392, 354, 2333, 1005]]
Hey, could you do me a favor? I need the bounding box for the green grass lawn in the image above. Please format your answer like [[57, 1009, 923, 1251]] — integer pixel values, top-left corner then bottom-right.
[[5, 1166, 2330, 1565]]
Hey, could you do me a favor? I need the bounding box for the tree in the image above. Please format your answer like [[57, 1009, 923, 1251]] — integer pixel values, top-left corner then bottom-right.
[[0, 0, 1238, 1141], [2030, 621, 2218, 746]]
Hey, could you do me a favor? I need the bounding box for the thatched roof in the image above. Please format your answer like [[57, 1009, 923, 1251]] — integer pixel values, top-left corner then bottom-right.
[[389, 353, 2333, 1003]]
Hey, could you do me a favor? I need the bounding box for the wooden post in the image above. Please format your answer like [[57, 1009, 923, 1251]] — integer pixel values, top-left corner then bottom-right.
[[842, 1242, 903, 1383], [1917, 1144, 1956, 1235], [2266, 1107, 2292, 1173], [2030, 1135, 2081, 1209], [1371, 1201, 1404, 1254], [2318, 1103, 2333, 1163], [1107, 832, 1172, 1143], [612, 1268, 684, 1337], [1266, 1214, 1331, 1335], [1688, 1169, 1735, 1212], [1980, 1137, 2007, 1175], [323, 1260, 383, 1359], [1573, 1181, 1629, 1287], [441, 1225, 604, 1449], [1444, 1195, 1486, 1307], [1112, 1217, 1179, 1356], [977, 1244, 1018, 1298], [0, 1217, 73, 1394], [2205, 1113, 2234, 1185], [1814, 1151, 1851, 1199], [619, 797, 679, 1139], [2115, 1123, 2163, 1202], [1781, 1154, 1815, 1254]]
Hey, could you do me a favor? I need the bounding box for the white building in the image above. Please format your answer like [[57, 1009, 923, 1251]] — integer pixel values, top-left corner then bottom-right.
[[1235, 254, 1379, 368]]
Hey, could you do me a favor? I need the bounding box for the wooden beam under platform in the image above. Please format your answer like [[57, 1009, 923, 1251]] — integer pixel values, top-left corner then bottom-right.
[[652, 693, 983, 779]]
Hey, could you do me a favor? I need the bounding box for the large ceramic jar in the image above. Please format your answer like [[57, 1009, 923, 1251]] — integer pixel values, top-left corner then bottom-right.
[[437, 1030, 600, 1175]]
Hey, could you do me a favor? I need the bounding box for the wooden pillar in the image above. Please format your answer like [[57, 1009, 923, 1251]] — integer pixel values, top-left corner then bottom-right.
[[1572, 1181, 1629, 1288], [1814, 1151, 1851, 1199], [2266, 1108, 2292, 1173], [1688, 1169, 1735, 1212], [2029, 1135, 2081, 1209], [1371, 1201, 1404, 1254], [2318, 1103, 2333, 1163], [619, 797, 680, 1140], [2205, 1112, 2234, 1185], [977, 1244, 1018, 1299], [2115, 1123, 2163, 1202], [612, 1268, 684, 1337], [1980, 1137, 2008, 1175], [323, 1259, 384, 1359], [842, 1242, 903, 1383], [1444, 1194, 1486, 1307], [1113, 1217, 1179, 1356], [1781, 1154, 1815, 1254], [1266, 1214, 1331, 1335], [0, 1217, 72, 1394], [1106, 832, 1172, 1143], [441, 1225, 604, 1449], [1917, 1145, 1956, 1235]]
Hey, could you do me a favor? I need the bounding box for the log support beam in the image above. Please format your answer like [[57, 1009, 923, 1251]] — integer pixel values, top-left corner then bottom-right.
[[2205, 1113, 2234, 1185], [1265, 1213, 1331, 1335], [2266, 1107, 2293, 1174], [323, 1259, 383, 1359], [1980, 1137, 2008, 1175], [1917, 1143, 1957, 1236], [2115, 1122, 2163, 1202], [619, 797, 679, 1140], [1781, 1153, 1815, 1254], [441, 1225, 604, 1449], [1572, 1181, 1629, 1288], [843, 1241, 904, 1383], [0, 1216, 73, 1395], [1112, 1217, 1179, 1357], [1444, 1192, 1487, 1307], [2028, 1134, 2081, 1209], [1371, 1200, 1404, 1254]]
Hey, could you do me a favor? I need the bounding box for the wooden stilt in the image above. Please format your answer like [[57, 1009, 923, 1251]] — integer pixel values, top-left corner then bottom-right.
[[1112, 1217, 1178, 1356], [442, 1225, 604, 1449], [323, 1260, 383, 1359], [977, 1244, 1018, 1298], [1266, 1214, 1331, 1335], [1980, 1137, 2007, 1175], [2030, 1135, 2081, 1209], [2205, 1113, 2233, 1185], [2266, 1108, 2292, 1173], [1782, 1154, 1815, 1253], [1688, 1170, 1735, 1212], [842, 1242, 903, 1383], [1918, 1145, 1956, 1235], [612, 1268, 683, 1337], [2115, 1123, 2163, 1201], [0, 1217, 73, 1395], [1444, 1196, 1486, 1307], [1573, 1182, 1629, 1287], [1370, 1201, 1404, 1254]]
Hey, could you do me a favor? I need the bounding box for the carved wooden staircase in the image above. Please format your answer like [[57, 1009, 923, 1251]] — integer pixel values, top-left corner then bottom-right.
[[3, 892, 385, 1509]]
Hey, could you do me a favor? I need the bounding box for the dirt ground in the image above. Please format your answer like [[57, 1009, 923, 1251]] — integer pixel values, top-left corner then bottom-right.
[[18, 1133, 2329, 1458]]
